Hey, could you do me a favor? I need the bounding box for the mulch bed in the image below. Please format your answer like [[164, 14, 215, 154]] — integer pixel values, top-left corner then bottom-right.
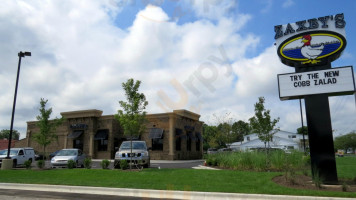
[[273, 174, 356, 192]]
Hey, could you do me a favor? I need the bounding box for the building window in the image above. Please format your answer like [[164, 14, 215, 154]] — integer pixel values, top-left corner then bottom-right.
[[187, 136, 191, 151], [95, 129, 109, 152], [98, 139, 108, 151], [149, 128, 164, 151], [196, 132, 202, 152], [152, 138, 163, 150], [289, 135, 297, 139], [247, 136, 250, 141], [175, 128, 182, 151], [73, 139, 83, 150]]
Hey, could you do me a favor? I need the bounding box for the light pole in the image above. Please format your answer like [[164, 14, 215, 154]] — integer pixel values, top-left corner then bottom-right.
[[5, 51, 31, 159]]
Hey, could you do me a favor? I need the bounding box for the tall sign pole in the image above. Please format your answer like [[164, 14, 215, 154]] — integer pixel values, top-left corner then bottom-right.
[[275, 13, 354, 184]]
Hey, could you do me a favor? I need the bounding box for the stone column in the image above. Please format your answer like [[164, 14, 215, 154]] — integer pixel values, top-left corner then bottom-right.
[[26, 130, 31, 147], [89, 131, 94, 158], [64, 134, 68, 149], [168, 114, 176, 160]]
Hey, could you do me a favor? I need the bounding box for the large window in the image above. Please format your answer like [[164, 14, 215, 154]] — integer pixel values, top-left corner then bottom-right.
[[73, 139, 83, 150], [175, 128, 182, 151], [149, 128, 164, 151], [196, 132, 202, 151], [187, 136, 191, 151], [98, 139, 108, 151], [95, 130, 109, 151], [152, 138, 163, 150]]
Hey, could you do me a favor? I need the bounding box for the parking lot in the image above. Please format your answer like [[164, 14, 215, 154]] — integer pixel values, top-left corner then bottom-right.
[[23, 159, 204, 170]]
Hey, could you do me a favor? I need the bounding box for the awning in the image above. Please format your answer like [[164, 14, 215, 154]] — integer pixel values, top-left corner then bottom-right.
[[184, 126, 195, 132], [94, 130, 108, 140], [67, 130, 83, 139], [148, 128, 164, 139]]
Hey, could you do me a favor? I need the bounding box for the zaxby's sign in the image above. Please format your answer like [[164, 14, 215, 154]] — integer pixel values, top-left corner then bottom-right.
[[278, 66, 355, 100], [275, 13, 346, 67]]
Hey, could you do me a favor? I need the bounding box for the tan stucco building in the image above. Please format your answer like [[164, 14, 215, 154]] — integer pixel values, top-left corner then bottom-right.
[[15, 109, 203, 160]]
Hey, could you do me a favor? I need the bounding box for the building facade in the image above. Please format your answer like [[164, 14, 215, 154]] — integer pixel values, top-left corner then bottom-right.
[[230, 130, 308, 152], [15, 109, 203, 160]]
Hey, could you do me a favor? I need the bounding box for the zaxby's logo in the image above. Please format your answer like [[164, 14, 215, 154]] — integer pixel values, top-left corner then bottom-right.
[[275, 13, 346, 67]]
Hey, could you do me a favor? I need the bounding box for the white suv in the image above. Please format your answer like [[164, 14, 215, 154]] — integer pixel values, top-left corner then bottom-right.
[[0, 147, 35, 167]]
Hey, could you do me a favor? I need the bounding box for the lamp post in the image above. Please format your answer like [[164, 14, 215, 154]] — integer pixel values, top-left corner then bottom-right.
[[5, 51, 31, 159]]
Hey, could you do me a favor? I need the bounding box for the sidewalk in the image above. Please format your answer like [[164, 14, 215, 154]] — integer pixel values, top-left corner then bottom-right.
[[0, 183, 352, 200]]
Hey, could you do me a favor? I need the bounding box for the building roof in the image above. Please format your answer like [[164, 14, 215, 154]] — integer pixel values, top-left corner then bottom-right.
[[0, 139, 17, 150]]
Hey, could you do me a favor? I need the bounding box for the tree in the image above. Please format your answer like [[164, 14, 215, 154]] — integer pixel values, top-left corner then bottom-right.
[[115, 78, 148, 169], [249, 97, 280, 150], [231, 120, 250, 144], [297, 126, 308, 135], [334, 132, 356, 152], [0, 129, 20, 140], [202, 124, 219, 150], [209, 112, 235, 148], [32, 98, 63, 159]]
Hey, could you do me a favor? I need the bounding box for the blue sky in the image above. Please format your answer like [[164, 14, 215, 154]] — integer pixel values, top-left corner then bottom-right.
[[0, 0, 355, 139]]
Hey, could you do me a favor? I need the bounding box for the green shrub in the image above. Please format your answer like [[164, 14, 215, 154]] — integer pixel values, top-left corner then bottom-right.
[[37, 160, 45, 169], [24, 160, 32, 169], [101, 159, 110, 169], [204, 150, 308, 172], [84, 158, 92, 169], [120, 160, 128, 170], [67, 160, 76, 169]]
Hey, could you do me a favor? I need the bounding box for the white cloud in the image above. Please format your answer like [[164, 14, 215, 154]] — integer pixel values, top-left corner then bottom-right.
[[282, 0, 295, 8], [1, 0, 355, 141]]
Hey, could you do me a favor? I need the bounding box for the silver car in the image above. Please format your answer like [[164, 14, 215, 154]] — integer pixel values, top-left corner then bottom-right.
[[114, 141, 150, 169], [51, 149, 86, 168]]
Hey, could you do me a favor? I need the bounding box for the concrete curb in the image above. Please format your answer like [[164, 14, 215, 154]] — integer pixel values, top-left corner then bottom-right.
[[0, 183, 352, 200]]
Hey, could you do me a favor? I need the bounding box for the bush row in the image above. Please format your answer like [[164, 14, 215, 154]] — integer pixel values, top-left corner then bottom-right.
[[205, 150, 310, 172]]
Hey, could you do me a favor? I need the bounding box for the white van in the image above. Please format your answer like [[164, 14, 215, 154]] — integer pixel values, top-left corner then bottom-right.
[[0, 147, 35, 167]]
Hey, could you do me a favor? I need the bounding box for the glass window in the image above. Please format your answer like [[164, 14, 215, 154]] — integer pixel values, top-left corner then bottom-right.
[[73, 139, 83, 150], [196, 140, 200, 151], [98, 139, 108, 151], [152, 138, 163, 151], [175, 129, 182, 151], [187, 137, 191, 151]]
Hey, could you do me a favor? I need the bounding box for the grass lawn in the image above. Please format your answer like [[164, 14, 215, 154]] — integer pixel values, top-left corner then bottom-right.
[[0, 166, 355, 198], [336, 156, 356, 179]]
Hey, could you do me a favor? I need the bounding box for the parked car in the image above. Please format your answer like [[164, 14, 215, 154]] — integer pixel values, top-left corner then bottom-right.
[[49, 150, 60, 159], [114, 141, 150, 169], [0, 147, 35, 167], [50, 149, 86, 168], [207, 148, 218, 154]]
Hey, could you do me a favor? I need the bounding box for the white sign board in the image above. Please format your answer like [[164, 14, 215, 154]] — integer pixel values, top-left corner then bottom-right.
[[278, 66, 355, 100]]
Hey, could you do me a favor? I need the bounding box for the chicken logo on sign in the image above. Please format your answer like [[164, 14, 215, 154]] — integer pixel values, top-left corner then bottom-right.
[[278, 31, 345, 66], [274, 13, 346, 67]]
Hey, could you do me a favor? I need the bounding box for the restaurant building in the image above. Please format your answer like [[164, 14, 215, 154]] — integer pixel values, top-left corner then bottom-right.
[[15, 109, 203, 160]]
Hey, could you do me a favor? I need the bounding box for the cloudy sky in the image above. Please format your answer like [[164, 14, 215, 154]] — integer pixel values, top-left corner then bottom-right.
[[1, 0, 355, 139]]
